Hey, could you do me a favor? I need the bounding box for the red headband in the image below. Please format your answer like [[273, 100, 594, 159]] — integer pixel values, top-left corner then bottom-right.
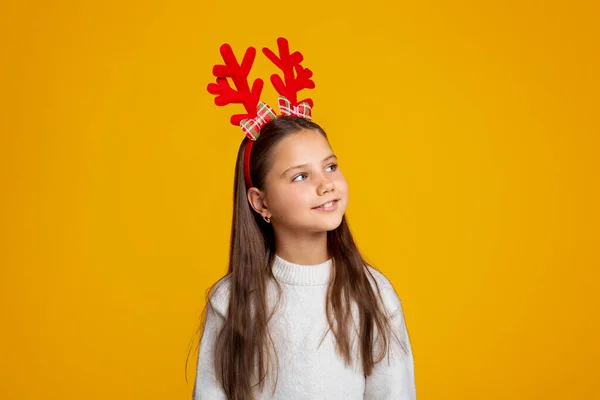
[[207, 37, 316, 188]]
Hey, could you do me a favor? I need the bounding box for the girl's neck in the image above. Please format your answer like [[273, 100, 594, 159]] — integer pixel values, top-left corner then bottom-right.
[[274, 231, 329, 266]]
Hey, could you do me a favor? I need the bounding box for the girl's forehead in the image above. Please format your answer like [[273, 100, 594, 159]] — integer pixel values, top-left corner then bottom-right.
[[272, 129, 332, 162]]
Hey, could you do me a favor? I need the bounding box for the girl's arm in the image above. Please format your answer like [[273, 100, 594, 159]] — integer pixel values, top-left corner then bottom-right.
[[364, 288, 417, 400], [192, 301, 228, 400]]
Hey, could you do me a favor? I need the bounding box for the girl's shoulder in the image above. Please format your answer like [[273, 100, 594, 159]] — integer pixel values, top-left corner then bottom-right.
[[206, 274, 233, 317], [364, 264, 404, 317], [365, 264, 395, 292]]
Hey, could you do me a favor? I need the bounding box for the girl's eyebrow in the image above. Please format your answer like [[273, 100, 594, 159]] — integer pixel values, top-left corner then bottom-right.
[[281, 154, 337, 177]]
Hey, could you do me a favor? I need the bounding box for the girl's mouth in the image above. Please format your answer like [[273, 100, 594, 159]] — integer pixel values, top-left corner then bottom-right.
[[312, 199, 339, 211]]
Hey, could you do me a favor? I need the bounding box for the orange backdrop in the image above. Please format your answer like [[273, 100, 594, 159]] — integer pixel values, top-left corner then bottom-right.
[[1, 0, 598, 399]]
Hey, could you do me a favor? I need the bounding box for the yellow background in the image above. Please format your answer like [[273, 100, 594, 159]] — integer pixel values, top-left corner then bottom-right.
[[1, 0, 598, 399]]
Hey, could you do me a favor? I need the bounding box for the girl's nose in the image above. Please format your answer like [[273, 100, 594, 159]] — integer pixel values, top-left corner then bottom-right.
[[317, 177, 335, 196]]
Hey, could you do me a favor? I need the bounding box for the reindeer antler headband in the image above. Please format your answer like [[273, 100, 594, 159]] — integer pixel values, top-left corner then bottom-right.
[[207, 37, 316, 188]]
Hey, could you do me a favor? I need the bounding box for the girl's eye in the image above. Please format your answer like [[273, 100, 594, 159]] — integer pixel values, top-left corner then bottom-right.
[[292, 164, 338, 182], [292, 173, 308, 182]]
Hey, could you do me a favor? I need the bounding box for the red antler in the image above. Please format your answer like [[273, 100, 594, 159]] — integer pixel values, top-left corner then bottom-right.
[[262, 38, 315, 107], [207, 43, 264, 126]]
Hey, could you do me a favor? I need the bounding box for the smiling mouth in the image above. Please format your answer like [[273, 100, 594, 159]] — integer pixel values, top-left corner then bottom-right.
[[312, 199, 340, 210]]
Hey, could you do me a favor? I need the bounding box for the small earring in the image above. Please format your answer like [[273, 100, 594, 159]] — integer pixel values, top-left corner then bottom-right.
[[263, 215, 271, 223]]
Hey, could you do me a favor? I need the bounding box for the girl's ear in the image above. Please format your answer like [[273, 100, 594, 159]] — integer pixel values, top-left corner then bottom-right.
[[247, 187, 270, 219]]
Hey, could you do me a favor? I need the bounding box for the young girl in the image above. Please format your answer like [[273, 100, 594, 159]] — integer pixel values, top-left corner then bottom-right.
[[192, 38, 416, 400]]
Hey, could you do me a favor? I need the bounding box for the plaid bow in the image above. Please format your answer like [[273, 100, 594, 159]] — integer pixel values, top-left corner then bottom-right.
[[278, 96, 312, 120], [240, 102, 278, 140]]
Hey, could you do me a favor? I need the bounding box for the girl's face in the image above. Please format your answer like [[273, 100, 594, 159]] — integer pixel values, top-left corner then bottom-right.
[[261, 129, 348, 234]]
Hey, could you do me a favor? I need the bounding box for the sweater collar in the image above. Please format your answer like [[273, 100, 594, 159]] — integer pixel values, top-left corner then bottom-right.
[[272, 254, 332, 286]]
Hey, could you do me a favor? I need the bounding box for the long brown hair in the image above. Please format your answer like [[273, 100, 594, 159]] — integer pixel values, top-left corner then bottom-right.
[[189, 116, 406, 399]]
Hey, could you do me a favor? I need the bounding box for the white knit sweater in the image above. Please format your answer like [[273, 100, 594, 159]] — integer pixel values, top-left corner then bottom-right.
[[193, 255, 416, 399]]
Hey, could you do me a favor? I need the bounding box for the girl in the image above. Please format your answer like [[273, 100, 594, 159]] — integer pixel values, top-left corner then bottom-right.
[[192, 38, 416, 399]]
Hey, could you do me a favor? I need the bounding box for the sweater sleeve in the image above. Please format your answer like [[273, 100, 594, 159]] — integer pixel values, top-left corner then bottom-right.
[[364, 287, 417, 400], [192, 300, 228, 400]]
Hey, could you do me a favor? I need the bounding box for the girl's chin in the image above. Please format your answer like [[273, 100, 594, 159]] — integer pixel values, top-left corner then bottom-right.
[[274, 208, 345, 234], [313, 214, 345, 232]]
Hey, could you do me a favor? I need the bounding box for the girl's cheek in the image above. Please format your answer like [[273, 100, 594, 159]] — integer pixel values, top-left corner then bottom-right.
[[335, 171, 347, 183], [335, 175, 348, 190], [287, 187, 307, 205]]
